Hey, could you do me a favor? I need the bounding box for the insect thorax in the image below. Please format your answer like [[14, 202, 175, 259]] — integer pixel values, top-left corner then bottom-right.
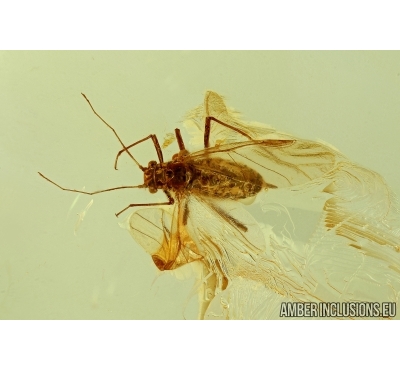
[[187, 157, 263, 199]]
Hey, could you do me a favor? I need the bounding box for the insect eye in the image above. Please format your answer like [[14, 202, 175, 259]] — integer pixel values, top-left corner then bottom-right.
[[148, 160, 157, 167]]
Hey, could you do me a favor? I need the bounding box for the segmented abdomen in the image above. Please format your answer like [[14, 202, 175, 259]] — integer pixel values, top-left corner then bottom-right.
[[187, 157, 264, 199]]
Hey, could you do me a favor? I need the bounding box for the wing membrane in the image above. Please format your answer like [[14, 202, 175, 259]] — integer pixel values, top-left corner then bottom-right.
[[184, 91, 288, 149], [188, 138, 344, 188], [127, 194, 266, 272], [183, 195, 267, 286], [127, 203, 203, 271], [126, 193, 269, 312], [184, 91, 345, 188]]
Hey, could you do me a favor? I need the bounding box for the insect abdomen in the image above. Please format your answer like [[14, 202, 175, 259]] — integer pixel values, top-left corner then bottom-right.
[[188, 158, 263, 199]]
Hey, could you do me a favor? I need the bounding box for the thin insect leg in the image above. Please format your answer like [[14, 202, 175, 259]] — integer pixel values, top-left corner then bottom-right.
[[114, 134, 163, 170], [38, 172, 144, 195], [182, 199, 189, 225], [115, 190, 174, 217], [175, 128, 186, 151], [81, 93, 144, 171], [207, 201, 248, 233], [152, 135, 164, 163], [204, 116, 253, 148]]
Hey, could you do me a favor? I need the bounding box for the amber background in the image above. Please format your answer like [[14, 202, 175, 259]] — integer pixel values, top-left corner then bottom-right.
[[1, 51, 400, 319]]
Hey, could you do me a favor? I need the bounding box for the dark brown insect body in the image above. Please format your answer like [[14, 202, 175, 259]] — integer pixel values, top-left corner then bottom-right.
[[144, 154, 264, 200]]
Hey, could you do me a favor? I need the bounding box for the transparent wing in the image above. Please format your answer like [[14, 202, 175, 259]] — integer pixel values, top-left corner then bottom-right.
[[184, 91, 288, 149], [308, 164, 400, 303], [183, 195, 268, 289], [184, 91, 345, 188], [125, 194, 266, 273], [124, 193, 270, 317], [187, 138, 344, 188], [182, 194, 314, 309], [188, 195, 266, 251], [125, 202, 203, 271], [202, 163, 400, 319]]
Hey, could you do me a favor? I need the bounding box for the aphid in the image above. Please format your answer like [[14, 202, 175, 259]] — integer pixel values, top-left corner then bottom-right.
[[40, 91, 400, 319]]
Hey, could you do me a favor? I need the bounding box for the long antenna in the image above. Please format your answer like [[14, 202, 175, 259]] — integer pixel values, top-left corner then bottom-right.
[[81, 93, 145, 171], [38, 172, 144, 195]]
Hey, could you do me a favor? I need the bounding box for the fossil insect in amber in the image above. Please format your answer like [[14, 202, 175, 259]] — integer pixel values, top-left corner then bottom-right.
[[40, 91, 400, 319]]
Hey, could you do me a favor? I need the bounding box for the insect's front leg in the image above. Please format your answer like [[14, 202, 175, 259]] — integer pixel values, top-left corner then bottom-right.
[[115, 190, 174, 217], [203, 116, 253, 148], [114, 134, 164, 170]]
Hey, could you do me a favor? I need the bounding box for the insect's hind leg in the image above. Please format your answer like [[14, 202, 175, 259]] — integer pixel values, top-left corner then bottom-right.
[[204, 116, 253, 148]]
